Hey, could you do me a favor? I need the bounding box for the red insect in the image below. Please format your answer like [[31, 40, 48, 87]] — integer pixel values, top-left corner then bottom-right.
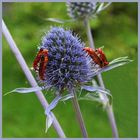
[[84, 47, 109, 68], [33, 48, 49, 80]]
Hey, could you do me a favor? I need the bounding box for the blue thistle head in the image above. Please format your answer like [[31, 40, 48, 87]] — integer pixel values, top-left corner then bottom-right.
[[67, 2, 97, 20], [37, 27, 97, 91]]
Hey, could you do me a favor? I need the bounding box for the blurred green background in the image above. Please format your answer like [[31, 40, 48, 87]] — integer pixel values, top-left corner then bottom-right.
[[2, 2, 138, 138]]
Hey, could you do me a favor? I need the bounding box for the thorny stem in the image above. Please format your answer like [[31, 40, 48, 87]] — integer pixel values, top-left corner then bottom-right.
[[2, 20, 66, 138], [84, 18, 119, 138], [71, 89, 88, 138]]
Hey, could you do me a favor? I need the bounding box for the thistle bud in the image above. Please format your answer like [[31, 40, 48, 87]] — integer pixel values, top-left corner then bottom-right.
[[67, 2, 97, 20]]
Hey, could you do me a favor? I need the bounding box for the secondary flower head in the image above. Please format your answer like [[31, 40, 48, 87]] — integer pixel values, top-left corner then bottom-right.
[[67, 2, 111, 20], [67, 2, 97, 20], [37, 27, 98, 91]]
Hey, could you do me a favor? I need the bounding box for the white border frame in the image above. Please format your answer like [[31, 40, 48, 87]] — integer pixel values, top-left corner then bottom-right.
[[0, 0, 139, 139]]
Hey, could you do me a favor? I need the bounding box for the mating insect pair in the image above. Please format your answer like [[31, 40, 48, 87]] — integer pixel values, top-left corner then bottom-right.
[[33, 47, 109, 80]]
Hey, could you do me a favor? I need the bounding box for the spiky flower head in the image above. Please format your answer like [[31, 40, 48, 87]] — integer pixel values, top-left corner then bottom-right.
[[67, 2, 98, 20], [38, 27, 98, 91]]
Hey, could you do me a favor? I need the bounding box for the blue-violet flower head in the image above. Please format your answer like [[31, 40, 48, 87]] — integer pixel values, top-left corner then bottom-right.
[[38, 27, 99, 91], [67, 2, 98, 20]]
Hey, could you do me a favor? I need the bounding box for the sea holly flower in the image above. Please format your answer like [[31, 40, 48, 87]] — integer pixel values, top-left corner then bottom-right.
[[67, 2, 97, 20], [67, 2, 111, 20], [47, 2, 111, 23], [37, 27, 98, 91], [7, 27, 131, 132]]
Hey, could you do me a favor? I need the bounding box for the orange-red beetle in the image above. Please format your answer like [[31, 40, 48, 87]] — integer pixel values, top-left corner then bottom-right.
[[84, 47, 109, 68], [95, 48, 109, 67], [33, 48, 48, 80]]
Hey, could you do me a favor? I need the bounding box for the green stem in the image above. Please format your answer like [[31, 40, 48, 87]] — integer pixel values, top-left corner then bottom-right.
[[84, 18, 119, 138], [71, 89, 88, 137]]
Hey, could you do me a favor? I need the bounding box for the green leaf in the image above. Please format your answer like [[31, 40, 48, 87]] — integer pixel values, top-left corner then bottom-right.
[[4, 86, 43, 96], [46, 18, 75, 24]]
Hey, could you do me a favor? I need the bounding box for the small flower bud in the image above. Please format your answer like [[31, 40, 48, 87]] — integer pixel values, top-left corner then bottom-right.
[[67, 2, 97, 20]]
